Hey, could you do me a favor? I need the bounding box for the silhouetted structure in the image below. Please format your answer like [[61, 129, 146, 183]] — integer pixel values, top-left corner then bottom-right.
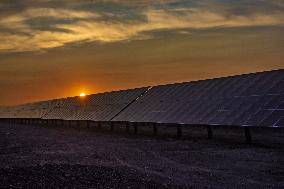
[[1, 69, 283, 143]]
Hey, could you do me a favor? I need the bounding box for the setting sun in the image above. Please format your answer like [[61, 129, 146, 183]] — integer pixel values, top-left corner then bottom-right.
[[79, 92, 86, 97]]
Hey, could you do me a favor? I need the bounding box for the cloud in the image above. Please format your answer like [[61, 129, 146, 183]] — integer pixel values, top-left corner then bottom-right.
[[0, 1, 283, 53]]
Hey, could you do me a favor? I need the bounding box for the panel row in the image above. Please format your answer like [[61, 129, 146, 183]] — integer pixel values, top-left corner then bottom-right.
[[42, 87, 149, 121], [113, 70, 284, 127], [0, 69, 283, 128]]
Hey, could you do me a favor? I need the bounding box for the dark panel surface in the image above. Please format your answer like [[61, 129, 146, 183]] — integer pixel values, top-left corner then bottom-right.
[[42, 87, 148, 121], [1, 69, 283, 128], [113, 70, 284, 127]]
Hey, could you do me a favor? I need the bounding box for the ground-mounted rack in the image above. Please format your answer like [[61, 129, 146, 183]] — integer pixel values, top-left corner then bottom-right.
[[1, 69, 284, 143]]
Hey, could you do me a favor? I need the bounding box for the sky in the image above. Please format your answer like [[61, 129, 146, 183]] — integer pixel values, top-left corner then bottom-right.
[[0, 0, 283, 106]]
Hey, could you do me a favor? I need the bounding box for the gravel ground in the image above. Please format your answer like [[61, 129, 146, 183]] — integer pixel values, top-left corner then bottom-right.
[[0, 123, 284, 188]]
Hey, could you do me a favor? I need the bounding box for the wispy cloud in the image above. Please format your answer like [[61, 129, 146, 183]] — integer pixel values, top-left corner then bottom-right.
[[0, 0, 283, 53]]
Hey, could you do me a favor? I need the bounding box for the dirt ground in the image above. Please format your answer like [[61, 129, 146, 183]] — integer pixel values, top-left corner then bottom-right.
[[0, 122, 283, 188]]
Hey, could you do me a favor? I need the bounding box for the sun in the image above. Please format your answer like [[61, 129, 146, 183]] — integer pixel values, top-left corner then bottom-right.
[[79, 92, 86, 97]]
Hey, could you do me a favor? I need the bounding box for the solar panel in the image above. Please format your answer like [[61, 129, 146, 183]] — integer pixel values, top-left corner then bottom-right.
[[1, 69, 283, 129], [3, 99, 61, 119], [275, 118, 284, 127], [42, 87, 149, 121], [113, 70, 284, 127]]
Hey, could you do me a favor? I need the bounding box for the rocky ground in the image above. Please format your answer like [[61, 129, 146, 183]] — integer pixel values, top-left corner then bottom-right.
[[0, 122, 283, 188]]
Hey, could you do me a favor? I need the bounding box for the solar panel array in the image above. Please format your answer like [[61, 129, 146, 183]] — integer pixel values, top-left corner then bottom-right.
[[0, 70, 283, 128], [0, 100, 61, 119], [113, 70, 284, 127], [42, 87, 148, 121]]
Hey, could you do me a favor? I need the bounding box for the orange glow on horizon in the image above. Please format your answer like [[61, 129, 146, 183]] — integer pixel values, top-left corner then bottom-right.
[[79, 92, 86, 97]]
